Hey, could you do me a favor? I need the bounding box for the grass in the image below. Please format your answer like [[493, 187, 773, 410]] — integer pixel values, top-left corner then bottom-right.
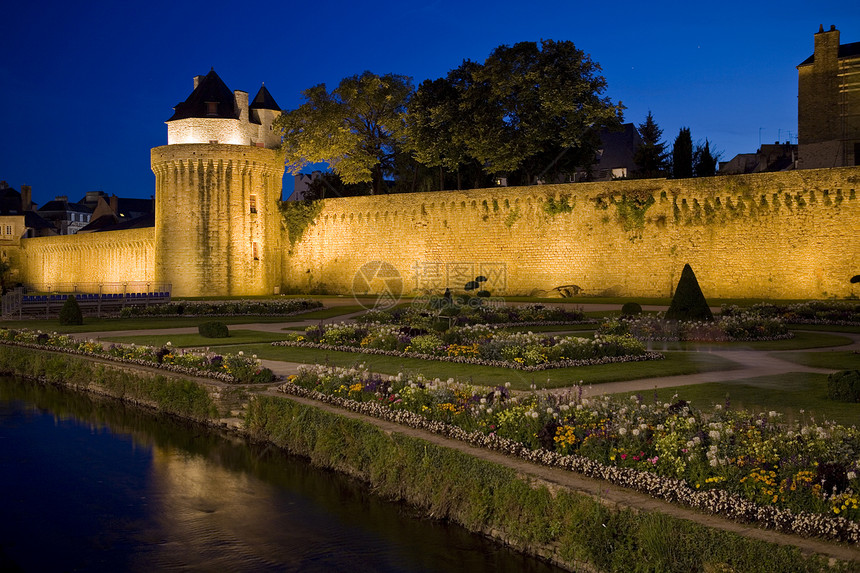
[[204, 343, 739, 390], [0, 315, 308, 333], [637, 330, 853, 352], [787, 324, 860, 334], [614, 372, 860, 427], [101, 330, 293, 347], [774, 350, 860, 371], [293, 305, 370, 320]]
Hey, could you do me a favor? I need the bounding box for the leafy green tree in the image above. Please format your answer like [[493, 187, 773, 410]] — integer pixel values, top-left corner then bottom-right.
[[672, 127, 693, 179], [59, 295, 83, 325], [413, 40, 622, 185], [633, 111, 667, 178], [275, 72, 413, 194], [694, 139, 719, 177]]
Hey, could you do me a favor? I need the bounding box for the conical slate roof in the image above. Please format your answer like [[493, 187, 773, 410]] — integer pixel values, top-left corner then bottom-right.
[[167, 68, 238, 121], [250, 83, 280, 111]]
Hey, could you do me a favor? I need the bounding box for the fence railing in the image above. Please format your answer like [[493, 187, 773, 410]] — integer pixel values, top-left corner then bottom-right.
[[1, 283, 172, 319]]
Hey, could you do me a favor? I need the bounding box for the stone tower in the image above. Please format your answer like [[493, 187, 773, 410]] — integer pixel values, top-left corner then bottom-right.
[[797, 25, 860, 168], [151, 69, 285, 297]]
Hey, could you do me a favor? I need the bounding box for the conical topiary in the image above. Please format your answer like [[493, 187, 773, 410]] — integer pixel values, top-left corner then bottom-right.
[[58, 295, 83, 325], [665, 264, 713, 321]]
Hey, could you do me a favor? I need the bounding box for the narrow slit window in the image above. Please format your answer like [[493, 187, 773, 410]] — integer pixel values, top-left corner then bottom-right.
[[252, 242, 259, 260], [250, 194, 257, 214]]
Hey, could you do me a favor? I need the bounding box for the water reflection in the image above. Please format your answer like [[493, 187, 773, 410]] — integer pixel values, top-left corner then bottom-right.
[[0, 377, 566, 572]]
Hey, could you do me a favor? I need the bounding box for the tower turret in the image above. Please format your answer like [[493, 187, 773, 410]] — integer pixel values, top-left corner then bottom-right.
[[152, 71, 284, 297]]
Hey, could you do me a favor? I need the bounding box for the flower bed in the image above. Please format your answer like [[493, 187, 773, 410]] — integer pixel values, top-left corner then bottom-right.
[[119, 298, 322, 318], [597, 313, 792, 342], [357, 301, 591, 329], [274, 322, 660, 370], [280, 364, 860, 543], [0, 328, 273, 384], [722, 301, 860, 326]]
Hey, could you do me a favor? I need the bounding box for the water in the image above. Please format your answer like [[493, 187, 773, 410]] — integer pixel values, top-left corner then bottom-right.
[[0, 377, 566, 572]]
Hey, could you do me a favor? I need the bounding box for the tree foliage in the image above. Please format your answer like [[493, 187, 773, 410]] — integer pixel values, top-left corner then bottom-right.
[[633, 111, 667, 178], [275, 72, 413, 194], [666, 264, 713, 322], [407, 40, 623, 186], [694, 139, 719, 177], [672, 127, 694, 179], [59, 295, 83, 325]]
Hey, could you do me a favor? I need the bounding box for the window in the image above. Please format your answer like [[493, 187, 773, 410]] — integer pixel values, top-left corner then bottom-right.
[[206, 101, 218, 116], [252, 242, 259, 260], [5, 225, 11, 235], [249, 194, 257, 214]]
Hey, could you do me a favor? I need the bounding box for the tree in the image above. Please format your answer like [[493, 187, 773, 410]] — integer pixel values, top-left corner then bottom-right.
[[694, 139, 719, 177], [632, 111, 667, 178], [666, 264, 713, 322], [672, 127, 693, 179], [59, 295, 83, 325], [411, 40, 623, 185], [275, 72, 413, 194]]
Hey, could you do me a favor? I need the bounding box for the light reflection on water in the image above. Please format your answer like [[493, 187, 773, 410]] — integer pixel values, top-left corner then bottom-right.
[[0, 377, 567, 572]]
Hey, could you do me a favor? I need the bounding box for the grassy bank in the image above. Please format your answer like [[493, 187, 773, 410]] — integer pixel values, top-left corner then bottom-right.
[[244, 395, 846, 573], [0, 345, 218, 420]]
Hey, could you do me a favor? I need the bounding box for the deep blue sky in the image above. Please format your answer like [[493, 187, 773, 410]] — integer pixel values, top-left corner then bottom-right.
[[2, 0, 858, 206]]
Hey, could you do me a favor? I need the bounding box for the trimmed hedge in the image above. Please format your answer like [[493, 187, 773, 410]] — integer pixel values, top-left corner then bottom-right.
[[621, 302, 642, 316], [828, 370, 860, 403], [59, 295, 83, 325], [199, 321, 230, 338]]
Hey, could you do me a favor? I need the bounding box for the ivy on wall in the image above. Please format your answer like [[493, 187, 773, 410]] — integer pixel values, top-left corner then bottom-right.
[[615, 193, 656, 231], [279, 200, 323, 252], [543, 194, 574, 216]]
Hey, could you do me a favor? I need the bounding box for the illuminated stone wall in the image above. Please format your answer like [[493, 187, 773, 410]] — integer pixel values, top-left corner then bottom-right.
[[283, 167, 860, 299], [151, 143, 284, 297], [19, 228, 154, 288]]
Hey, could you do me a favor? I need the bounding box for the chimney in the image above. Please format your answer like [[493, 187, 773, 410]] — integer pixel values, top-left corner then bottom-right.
[[55, 195, 68, 203], [21, 185, 31, 212], [194, 75, 205, 89], [0, 181, 7, 190], [110, 194, 119, 214], [235, 90, 248, 122]]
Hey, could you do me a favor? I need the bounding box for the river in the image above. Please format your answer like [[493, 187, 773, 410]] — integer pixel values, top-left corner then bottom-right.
[[0, 376, 567, 572]]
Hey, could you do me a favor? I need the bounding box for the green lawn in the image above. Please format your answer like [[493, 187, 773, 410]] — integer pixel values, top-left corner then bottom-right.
[[291, 305, 369, 320], [102, 330, 293, 347], [636, 330, 853, 352], [0, 315, 305, 333], [614, 372, 860, 427], [773, 350, 860, 370], [786, 324, 860, 334], [203, 344, 739, 390]]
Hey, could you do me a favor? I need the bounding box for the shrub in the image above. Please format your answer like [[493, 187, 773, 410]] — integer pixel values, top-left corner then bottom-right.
[[198, 321, 230, 338], [827, 370, 860, 402], [621, 302, 642, 316], [58, 295, 83, 325], [666, 264, 713, 322]]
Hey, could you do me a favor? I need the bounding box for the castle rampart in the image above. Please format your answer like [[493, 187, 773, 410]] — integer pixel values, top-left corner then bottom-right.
[[284, 167, 860, 299], [19, 227, 154, 287]]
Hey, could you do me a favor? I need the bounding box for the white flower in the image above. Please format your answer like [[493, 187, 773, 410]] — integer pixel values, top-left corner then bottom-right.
[[619, 427, 627, 436], [531, 411, 539, 419], [486, 408, 493, 415], [632, 429, 640, 437], [546, 407, 554, 415], [848, 471, 857, 480]]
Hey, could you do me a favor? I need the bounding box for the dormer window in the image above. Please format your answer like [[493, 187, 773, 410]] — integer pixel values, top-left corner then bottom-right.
[[205, 101, 218, 116]]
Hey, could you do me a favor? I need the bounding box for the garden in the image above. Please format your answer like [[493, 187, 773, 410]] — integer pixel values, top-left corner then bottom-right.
[[0, 327, 273, 384], [282, 363, 860, 543]]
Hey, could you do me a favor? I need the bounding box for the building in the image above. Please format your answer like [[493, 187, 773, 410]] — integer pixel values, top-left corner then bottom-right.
[[718, 142, 797, 175], [797, 25, 860, 168], [570, 123, 642, 182], [37, 196, 93, 235]]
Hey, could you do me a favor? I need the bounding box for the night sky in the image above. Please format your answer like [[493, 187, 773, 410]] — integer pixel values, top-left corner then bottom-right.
[[2, 0, 858, 206]]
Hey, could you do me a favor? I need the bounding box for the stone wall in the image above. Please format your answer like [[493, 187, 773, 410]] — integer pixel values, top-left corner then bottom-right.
[[151, 144, 284, 297], [19, 227, 154, 288], [283, 167, 860, 299]]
